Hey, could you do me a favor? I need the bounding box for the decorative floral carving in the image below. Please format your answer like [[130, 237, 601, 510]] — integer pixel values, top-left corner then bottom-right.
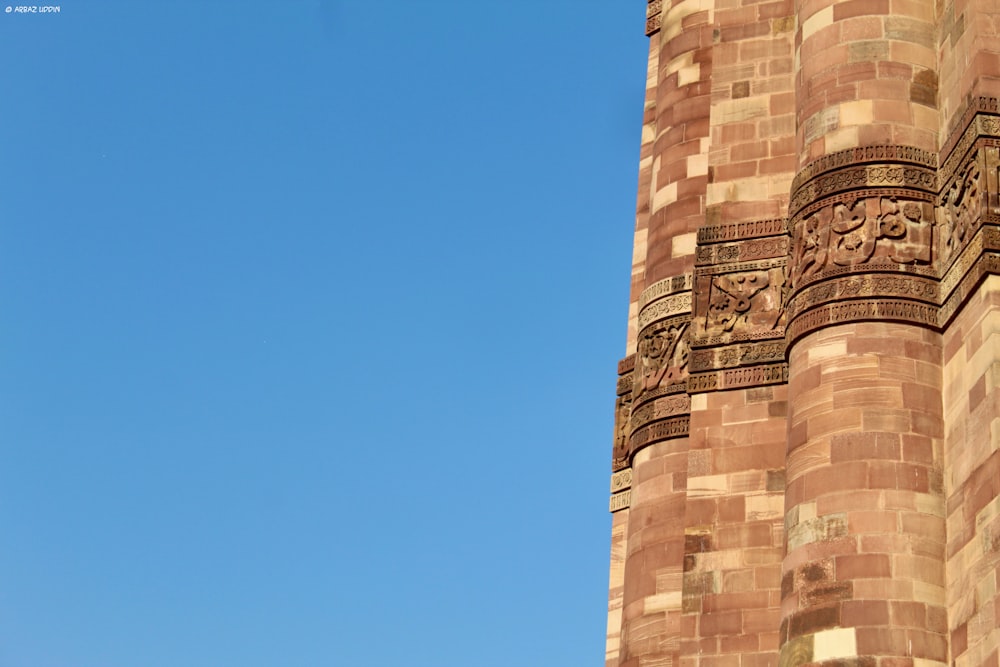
[[939, 159, 982, 261]]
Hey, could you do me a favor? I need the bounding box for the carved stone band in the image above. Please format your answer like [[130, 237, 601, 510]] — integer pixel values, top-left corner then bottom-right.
[[940, 113, 1000, 185], [940, 251, 1000, 328], [790, 166, 936, 222], [790, 145, 936, 199], [645, 0, 661, 36], [638, 292, 693, 329], [630, 394, 692, 431], [629, 415, 690, 451], [696, 237, 789, 266], [639, 273, 693, 310], [617, 354, 636, 376], [786, 300, 940, 345], [688, 363, 788, 394], [698, 218, 786, 244], [611, 468, 632, 493], [610, 489, 631, 513], [688, 341, 787, 372], [787, 273, 938, 323], [786, 149, 938, 339]]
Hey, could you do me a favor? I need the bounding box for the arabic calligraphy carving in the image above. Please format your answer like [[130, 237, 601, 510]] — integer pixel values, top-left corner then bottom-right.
[[789, 197, 932, 290]]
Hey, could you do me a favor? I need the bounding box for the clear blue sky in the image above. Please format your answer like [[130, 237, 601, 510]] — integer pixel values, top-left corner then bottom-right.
[[0, 2, 647, 665]]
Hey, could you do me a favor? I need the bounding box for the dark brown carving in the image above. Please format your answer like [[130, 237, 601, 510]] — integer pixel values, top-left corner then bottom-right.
[[687, 341, 786, 372], [687, 372, 719, 393], [708, 272, 770, 333], [940, 250, 1000, 327], [698, 218, 786, 244], [634, 319, 690, 400], [939, 156, 983, 263], [790, 145, 936, 201], [789, 197, 933, 291], [618, 354, 636, 376], [630, 394, 691, 432], [787, 299, 940, 344], [788, 274, 938, 322], [628, 415, 690, 451], [693, 261, 786, 347]]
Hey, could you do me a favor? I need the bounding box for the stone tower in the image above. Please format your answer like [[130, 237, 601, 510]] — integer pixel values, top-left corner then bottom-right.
[[606, 1, 1000, 667]]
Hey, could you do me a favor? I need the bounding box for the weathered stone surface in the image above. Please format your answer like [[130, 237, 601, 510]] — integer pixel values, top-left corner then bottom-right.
[[608, 2, 1000, 667]]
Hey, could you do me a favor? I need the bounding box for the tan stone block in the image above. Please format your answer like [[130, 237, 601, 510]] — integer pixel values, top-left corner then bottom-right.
[[807, 340, 847, 363], [687, 153, 708, 178], [975, 567, 997, 607], [644, 591, 683, 613], [801, 5, 833, 41], [889, 40, 937, 69], [688, 474, 729, 497], [839, 99, 875, 126], [715, 96, 770, 124], [678, 64, 702, 87], [661, 0, 714, 41], [824, 125, 860, 152], [914, 492, 946, 518], [671, 231, 697, 258], [813, 627, 857, 660], [697, 548, 745, 572], [651, 180, 678, 212], [663, 50, 694, 77], [913, 579, 946, 606]]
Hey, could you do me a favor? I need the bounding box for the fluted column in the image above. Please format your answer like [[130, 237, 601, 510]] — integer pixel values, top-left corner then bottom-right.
[[616, 0, 713, 663], [781, 0, 948, 665]]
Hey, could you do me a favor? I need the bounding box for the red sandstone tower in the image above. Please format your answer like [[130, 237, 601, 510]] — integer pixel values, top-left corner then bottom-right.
[[607, 1, 1000, 666]]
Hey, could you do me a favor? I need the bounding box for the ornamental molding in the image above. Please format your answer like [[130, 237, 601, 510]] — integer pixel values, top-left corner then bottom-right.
[[645, 0, 661, 36], [617, 354, 636, 376], [610, 489, 631, 513], [638, 292, 693, 329], [786, 299, 940, 345], [639, 273, 693, 310], [611, 468, 632, 493], [698, 218, 786, 245], [787, 273, 938, 323], [630, 394, 692, 431], [790, 165, 937, 220], [939, 244, 1000, 328], [687, 363, 788, 393], [688, 340, 787, 372], [781, 112, 1000, 342], [696, 237, 789, 265], [790, 145, 937, 200], [612, 389, 632, 471], [628, 415, 690, 452], [609, 98, 1000, 471]]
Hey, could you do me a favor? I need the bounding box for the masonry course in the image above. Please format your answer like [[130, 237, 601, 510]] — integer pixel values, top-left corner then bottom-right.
[[606, 2, 1000, 667]]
